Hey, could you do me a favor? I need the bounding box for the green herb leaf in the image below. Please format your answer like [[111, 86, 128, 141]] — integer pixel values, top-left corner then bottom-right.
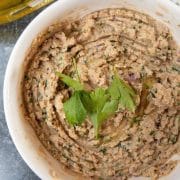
[[63, 91, 87, 126], [86, 88, 118, 138], [90, 88, 109, 112], [89, 113, 99, 138], [88, 88, 109, 138], [94, 99, 118, 137], [56, 72, 84, 91], [108, 73, 136, 112], [98, 99, 119, 122], [80, 91, 94, 112], [108, 76, 120, 100], [57, 69, 136, 139]]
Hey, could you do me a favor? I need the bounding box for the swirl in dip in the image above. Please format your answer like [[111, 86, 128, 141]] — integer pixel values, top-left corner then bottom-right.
[[22, 8, 180, 179]]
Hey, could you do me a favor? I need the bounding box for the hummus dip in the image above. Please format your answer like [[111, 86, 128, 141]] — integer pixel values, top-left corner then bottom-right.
[[22, 8, 180, 179]]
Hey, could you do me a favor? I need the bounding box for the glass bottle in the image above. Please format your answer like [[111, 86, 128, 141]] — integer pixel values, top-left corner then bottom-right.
[[0, 0, 54, 24]]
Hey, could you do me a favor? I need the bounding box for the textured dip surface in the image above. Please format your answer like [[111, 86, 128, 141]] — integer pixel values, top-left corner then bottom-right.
[[22, 8, 180, 179]]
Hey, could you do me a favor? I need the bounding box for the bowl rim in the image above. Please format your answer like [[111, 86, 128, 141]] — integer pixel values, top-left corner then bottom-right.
[[3, 0, 180, 179]]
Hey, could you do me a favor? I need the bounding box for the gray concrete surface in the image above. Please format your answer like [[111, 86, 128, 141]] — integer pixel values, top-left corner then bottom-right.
[[0, 11, 41, 180]]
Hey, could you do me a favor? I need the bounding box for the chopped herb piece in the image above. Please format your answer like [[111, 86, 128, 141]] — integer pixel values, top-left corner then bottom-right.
[[149, 131, 155, 136], [170, 136, 177, 144], [172, 65, 180, 73], [45, 80, 48, 88], [56, 72, 84, 91], [99, 148, 107, 154], [131, 116, 141, 124]]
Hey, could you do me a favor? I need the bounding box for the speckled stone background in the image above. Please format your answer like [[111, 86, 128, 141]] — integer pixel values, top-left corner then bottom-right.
[[0, 9, 42, 180], [0, 1, 179, 180]]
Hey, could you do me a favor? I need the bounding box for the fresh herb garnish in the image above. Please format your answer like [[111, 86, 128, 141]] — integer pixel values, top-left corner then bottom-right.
[[56, 68, 136, 138], [87, 88, 118, 138], [56, 72, 84, 91], [108, 73, 136, 112], [63, 91, 87, 126]]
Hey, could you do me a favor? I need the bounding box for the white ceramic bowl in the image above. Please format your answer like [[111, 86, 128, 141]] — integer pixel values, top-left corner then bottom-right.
[[3, 0, 180, 179]]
